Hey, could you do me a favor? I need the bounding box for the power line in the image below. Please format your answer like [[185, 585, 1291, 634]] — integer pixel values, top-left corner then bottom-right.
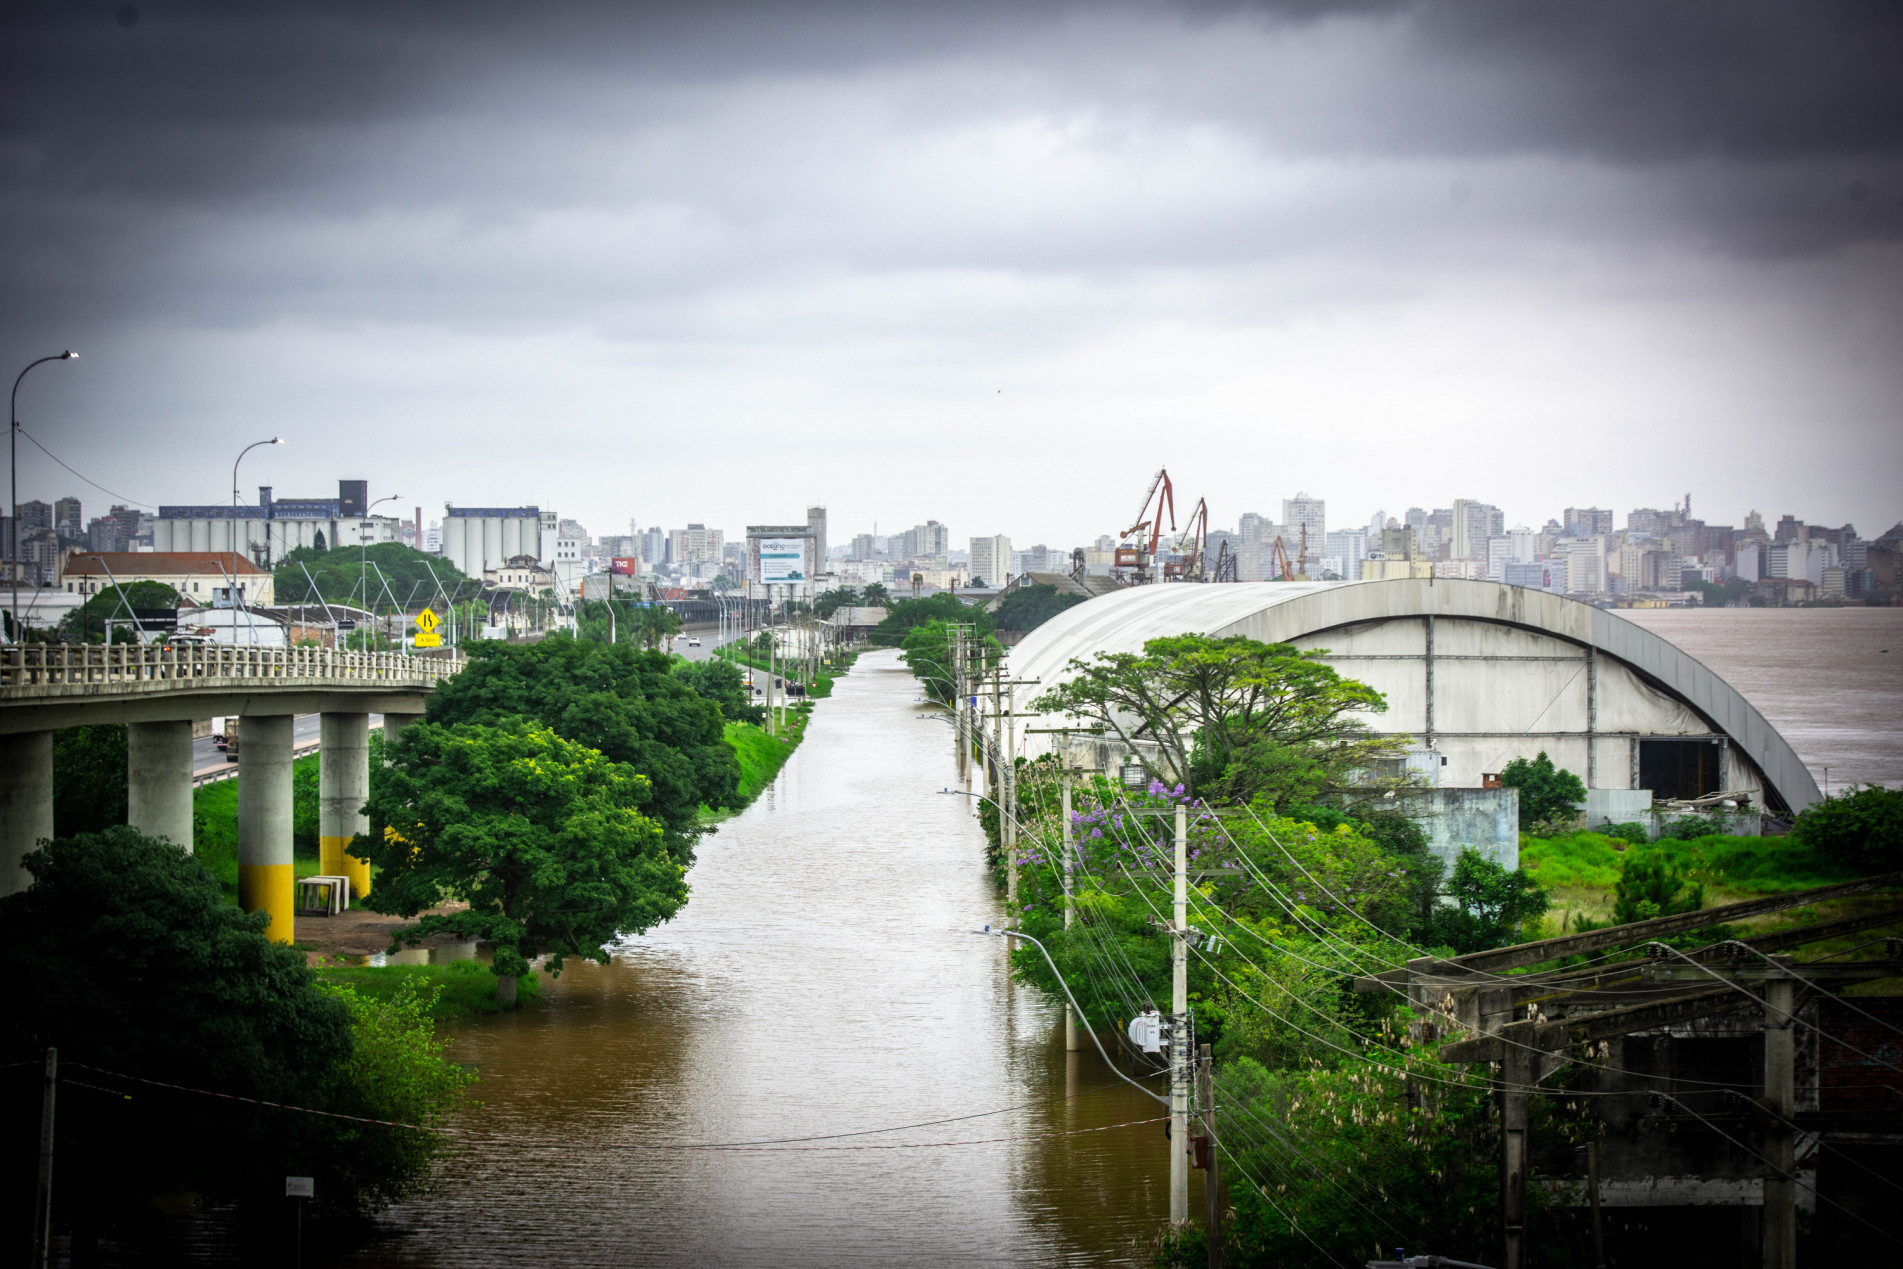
[[17, 426, 156, 510]]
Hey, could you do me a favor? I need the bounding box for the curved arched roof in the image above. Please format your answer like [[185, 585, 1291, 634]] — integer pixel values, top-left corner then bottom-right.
[[1007, 577, 1820, 813]]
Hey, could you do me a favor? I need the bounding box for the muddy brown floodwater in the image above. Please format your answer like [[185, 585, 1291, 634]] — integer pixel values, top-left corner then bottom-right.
[[343, 650, 1183, 1269], [1620, 606, 1903, 790]]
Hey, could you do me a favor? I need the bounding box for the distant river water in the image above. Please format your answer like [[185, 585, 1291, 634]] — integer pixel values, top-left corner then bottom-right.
[[1620, 606, 1903, 790], [345, 650, 1178, 1269]]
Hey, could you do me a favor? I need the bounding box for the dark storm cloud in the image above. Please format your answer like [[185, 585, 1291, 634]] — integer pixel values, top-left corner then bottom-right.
[[1, 2, 1898, 541]]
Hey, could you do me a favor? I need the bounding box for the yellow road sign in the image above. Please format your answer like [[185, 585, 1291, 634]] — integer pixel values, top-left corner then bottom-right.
[[413, 632, 442, 648], [414, 609, 440, 633]]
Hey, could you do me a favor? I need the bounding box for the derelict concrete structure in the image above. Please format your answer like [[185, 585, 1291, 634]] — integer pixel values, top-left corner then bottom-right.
[[1007, 577, 1818, 822], [0, 644, 454, 938]]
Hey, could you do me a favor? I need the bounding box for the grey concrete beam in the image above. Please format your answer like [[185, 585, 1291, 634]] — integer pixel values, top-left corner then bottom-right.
[[127, 720, 195, 852], [0, 730, 53, 895], [0, 688, 434, 735]]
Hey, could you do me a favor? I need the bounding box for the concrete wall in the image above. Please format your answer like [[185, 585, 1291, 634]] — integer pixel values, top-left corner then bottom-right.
[[1392, 787, 1520, 871]]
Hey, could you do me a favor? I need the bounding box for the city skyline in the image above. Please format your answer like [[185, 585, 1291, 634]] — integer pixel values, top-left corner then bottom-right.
[[3, 3, 1899, 544]]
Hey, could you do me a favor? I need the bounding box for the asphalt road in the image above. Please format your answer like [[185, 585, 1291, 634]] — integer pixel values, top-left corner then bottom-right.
[[192, 712, 382, 776]]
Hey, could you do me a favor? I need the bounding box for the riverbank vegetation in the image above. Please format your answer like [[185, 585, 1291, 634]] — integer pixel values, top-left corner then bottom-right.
[[1, 828, 473, 1250], [982, 630, 1898, 1266]]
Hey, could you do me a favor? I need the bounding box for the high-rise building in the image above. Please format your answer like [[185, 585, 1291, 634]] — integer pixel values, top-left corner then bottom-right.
[[1564, 507, 1614, 538], [969, 535, 1011, 587], [898, 521, 949, 561], [54, 496, 83, 540], [806, 507, 828, 574], [15, 500, 53, 536], [1323, 528, 1367, 581], [1281, 493, 1326, 556], [849, 533, 880, 561], [667, 524, 725, 567], [1451, 500, 1504, 560]]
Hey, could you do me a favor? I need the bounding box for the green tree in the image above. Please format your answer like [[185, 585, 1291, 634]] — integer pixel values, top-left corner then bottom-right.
[[1789, 784, 1903, 873], [1422, 847, 1550, 952], [1611, 848, 1705, 925], [633, 601, 683, 650], [274, 542, 473, 610], [57, 580, 181, 643], [53, 724, 129, 837], [1498, 750, 1587, 830], [316, 978, 478, 1212], [813, 586, 860, 618], [1030, 633, 1403, 806], [901, 617, 1001, 702], [0, 828, 355, 1230], [674, 656, 765, 724], [990, 582, 1087, 633], [862, 581, 891, 606], [868, 591, 990, 647], [355, 719, 687, 1003], [421, 636, 740, 854]]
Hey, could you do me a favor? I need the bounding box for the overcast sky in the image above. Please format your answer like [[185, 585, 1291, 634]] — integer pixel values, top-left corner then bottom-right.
[[4, 1, 1900, 546]]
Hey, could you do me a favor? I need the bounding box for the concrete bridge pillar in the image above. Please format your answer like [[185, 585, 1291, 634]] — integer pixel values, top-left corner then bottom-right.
[[381, 711, 425, 756], [0, 730, 54, 896], [237, 713, 295, 943], [127, 720, 195, 852], [320, 712, 371, 900]]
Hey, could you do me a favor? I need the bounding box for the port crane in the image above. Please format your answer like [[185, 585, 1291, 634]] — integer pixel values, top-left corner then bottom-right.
[[1164, 497, 1209, 582], [1115, 468, 1175, 584]]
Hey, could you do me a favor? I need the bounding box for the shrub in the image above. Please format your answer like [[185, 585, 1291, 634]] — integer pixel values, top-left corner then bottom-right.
[[1605, 821, 1649, 845], [1423, 847, 1550, 953], [1612, 849, 1705, 925], [1788, 784, 1903, 873], [1498, 751, 1587, 831]]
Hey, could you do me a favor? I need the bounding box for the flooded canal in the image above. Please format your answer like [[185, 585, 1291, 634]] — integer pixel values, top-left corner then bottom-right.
[[345, 649, 1176, 1268]]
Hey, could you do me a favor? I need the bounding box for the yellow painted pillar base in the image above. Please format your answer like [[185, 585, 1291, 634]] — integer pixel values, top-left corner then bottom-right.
[[239, 863, 296, 944], [320, 835, 372, 901]]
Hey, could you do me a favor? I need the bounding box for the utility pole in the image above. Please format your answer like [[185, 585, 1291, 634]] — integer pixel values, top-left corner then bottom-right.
[[766, 611, 777, 736], [33, 1046, 56, 1269], [1062, 767, 1077, 1052], [1763, 955, 1796, 1269], [1004, 677, 1017, 909], [1171, 800, 1189, 1226], [1199, 1042, 1222, 1269], [1500, 1040, 1533, 1269]]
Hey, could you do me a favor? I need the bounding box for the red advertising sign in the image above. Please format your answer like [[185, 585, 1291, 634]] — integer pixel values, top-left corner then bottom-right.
[[610, 557, 640, 576]]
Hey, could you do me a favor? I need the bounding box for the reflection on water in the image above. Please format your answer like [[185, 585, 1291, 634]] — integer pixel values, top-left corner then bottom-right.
[[344, 651, 1182, 1268], [1619, 607, 1903, 789]]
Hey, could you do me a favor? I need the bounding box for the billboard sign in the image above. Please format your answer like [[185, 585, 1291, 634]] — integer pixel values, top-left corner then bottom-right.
[[610, 557, 640, 577], [759, 538, 806, 583]]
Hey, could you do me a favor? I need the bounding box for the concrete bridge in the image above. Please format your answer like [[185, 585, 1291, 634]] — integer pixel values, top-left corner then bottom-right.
[[0, 643, 462, 940]]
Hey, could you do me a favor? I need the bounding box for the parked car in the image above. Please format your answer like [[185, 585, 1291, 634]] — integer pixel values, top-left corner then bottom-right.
[[687, 637, 702, 647]]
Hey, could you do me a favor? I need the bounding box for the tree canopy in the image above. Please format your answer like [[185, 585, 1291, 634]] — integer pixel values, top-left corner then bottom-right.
[[990, 582, 1087, 633], [1030, 633, 1404, 807], [867, 591, 991, 647], [355, 718, 687, 1001], [1790, 783, 1903, 873], [1498, 750, 1587, 829], [421, 635, 741, 853], [1, 829, 473, 1232], [674, 656, 765, 725], [58, 581, 181, 642], [273, 542, 473, 610], [813, 586, 860, 618], [900, 618, 1002, 703]]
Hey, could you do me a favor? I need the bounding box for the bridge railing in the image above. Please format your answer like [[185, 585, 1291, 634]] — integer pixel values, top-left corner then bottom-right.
[[0, 643, 465, 691]]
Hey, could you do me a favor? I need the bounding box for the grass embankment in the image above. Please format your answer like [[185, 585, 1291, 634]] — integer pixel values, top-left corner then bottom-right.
[[193, 751, 330, 905], [312, 959, 541, 1022], [715, 646, 856, 699], [1522, 830, 1902, 965], [721, 708, 812, 807]]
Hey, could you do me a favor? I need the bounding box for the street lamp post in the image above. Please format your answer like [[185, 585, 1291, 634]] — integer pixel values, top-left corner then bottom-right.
[[230, 436, 283, 565], [9, 351, 78, 643], [360, 495, 401, 643]]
